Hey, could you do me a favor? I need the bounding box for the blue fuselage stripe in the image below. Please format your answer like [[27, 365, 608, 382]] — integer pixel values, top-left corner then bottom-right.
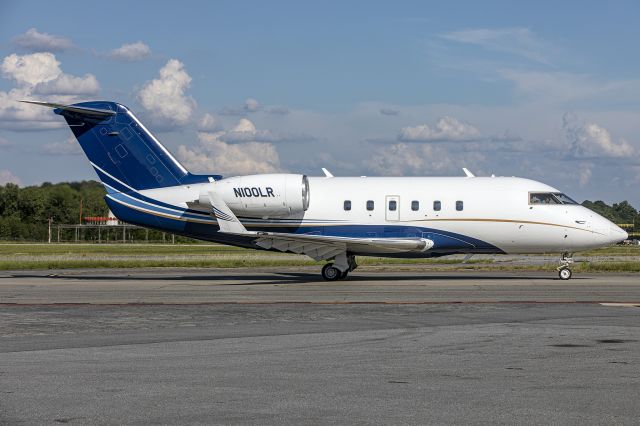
[[104, 193, 502, 254]]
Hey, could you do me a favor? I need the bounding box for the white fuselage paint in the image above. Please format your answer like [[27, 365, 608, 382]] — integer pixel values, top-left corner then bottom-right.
[[140, 176, 628, 255]]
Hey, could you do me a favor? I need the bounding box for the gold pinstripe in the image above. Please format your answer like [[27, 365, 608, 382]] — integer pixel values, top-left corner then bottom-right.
[[408, 218, 604, 235]]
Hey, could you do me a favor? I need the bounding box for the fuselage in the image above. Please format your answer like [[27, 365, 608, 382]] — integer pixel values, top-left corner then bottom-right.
[[108, 175, 628, 257], [28, 100, 625, 259]]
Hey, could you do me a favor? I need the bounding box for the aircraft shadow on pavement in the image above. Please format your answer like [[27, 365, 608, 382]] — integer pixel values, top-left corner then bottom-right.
[[11, 271, 560, 285]]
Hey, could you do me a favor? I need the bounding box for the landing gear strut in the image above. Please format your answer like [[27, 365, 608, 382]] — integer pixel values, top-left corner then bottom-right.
[[557, 252, 573, 280], [321, 254, 357, 281]]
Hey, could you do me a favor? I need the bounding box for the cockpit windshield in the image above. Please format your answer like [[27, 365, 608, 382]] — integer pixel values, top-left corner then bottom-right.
[[553, 193, 578, 205], [529, 192, 578, 205]]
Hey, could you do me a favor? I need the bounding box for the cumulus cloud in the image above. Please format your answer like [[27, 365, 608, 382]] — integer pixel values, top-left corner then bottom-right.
[[197, 113, 220, 131], [0, 52, 101, 130], [364, 142, 485, 176], [108, 42, 151, 61], [138, 59, 195, 127], [578, 162, 593, 187], [0, 169, 21, 186], [563, 114, 635, 159], [12, 28, 74, 52], [232, 118, 256, 133], [244, 98, 260, 112], [399, 116, 481, 142], [220, 98, 263, 115], [440, 27, 549, 64], [34, 73, 100, 96], [179, 135, 280, 178], [220, 118, 314, 144], [42, 136, 82, 155], [560, 114, 637, 186], [0, 88, 62, 130], [1, 52, 61, 86]]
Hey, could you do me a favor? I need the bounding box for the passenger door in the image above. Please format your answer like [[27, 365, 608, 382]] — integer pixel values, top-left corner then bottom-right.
[[385, 195, 400, 221]]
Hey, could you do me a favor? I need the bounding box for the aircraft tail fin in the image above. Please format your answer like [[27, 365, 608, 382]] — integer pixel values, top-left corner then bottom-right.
[[22, 100, 220, 192]]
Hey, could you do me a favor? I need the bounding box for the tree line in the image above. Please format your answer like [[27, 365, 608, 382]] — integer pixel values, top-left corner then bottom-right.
[[1, 181, 639, 241], [581, 200, 640, 225], [0, 181, 107, 241]]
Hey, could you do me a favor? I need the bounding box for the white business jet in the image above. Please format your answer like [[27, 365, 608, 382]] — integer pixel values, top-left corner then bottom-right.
[[23, 101, 628, 280]]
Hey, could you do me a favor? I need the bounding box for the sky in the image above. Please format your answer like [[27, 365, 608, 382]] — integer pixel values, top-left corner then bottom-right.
[[1, 0, 639, 205]]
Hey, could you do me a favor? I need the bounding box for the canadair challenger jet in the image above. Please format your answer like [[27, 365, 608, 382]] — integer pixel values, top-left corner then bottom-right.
[[24, 101, 628, 280]]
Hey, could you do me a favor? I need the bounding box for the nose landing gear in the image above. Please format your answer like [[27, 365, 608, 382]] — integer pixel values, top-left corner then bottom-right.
[[557, 252, 574, 280]]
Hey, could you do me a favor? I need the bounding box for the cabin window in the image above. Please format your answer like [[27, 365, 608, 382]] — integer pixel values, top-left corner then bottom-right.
[[456, 201, 464, 211], [366, 200, 374, 211], [433, 200, 441, 211], [389, 200, 397, 211], [411, 200, 419, 211], [344, 200, 351, 211]]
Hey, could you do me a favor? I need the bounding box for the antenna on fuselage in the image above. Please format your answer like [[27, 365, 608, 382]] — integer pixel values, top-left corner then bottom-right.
[[321, 168, 334, 178], [462, 168, 475, 177]]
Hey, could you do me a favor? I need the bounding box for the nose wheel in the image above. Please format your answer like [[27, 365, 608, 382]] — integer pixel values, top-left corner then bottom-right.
[[557, 252, 574, 280], [558, 267, 572, 280]]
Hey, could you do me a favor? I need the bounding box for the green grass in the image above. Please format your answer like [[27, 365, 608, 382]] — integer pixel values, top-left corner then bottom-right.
[[0, 258, 319, 270], [0, 253, 491, 271], [581, 245, 640, 256], [0, 243, 638, 272], [576, 261, 640, 273], [0, 243, 246, 256]]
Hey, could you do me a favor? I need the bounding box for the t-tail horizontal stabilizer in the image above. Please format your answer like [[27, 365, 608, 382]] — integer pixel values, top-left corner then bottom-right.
[[20, 100, 116, 117]]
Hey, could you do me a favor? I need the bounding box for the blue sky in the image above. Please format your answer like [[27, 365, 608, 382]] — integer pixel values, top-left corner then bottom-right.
[[1, 1, 639, 205]]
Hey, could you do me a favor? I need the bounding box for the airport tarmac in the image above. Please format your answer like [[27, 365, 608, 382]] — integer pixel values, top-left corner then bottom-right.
[[1, 269, 640, 424], [1, 268, 640, 304]]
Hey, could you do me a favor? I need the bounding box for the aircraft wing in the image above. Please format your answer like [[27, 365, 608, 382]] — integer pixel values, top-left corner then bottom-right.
[[206, 190, 433, 261]]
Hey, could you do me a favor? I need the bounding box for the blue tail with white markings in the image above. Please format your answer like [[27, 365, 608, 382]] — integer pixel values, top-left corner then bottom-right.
[[26, 100, 220, 192]]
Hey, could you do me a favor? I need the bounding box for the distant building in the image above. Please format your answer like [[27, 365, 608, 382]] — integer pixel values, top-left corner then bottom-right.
[[83, 210, 120, 226]]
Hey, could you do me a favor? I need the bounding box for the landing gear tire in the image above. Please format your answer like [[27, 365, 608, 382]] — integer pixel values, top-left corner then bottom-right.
[[557, 252, 574, 280], [321, 263, 342, 281], [558, 267, 572, 280], [340, 270, 349, 280]]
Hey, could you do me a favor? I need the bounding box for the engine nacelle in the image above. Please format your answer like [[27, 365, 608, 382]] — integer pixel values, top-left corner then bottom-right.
[[207, 174, 310, 218]]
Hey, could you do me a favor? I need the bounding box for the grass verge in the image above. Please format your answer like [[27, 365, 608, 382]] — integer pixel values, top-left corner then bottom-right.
[[0, 243, 638, 272]]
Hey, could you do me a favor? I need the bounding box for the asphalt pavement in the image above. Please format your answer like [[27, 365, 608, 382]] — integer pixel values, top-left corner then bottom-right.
[[1, 269, 639, 425]]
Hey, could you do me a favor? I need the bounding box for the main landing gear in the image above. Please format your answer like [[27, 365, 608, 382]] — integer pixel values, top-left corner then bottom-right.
[[557, 252, 574, 280], [321, 254, 357, 281]]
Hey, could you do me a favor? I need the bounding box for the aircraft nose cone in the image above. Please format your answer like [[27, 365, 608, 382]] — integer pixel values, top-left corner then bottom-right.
[[609, 224, 628, 243]]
